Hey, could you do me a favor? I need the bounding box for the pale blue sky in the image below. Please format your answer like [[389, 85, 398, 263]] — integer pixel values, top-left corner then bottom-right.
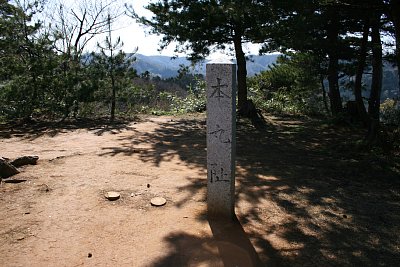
[[113, 0, 175, 56], [39, 0, 260, 57]]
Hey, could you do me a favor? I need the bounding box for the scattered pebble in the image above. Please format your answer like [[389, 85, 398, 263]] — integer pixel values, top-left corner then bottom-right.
[[88, 253, 92, 258], [49, 156, 65, 162], [147, 184, 150, 188], [16, 235, 25, 241], [38, 184, 50, 192]]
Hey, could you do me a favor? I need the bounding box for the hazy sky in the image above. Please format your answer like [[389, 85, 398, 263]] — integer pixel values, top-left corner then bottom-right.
[[113, 0, 260, 57], [42, 0, 260, 57], [112, 0, 174, 56]]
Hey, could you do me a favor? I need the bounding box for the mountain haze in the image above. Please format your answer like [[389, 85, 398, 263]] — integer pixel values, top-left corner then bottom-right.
[[132, 54, 280, 78], [131, 54, 399, 99]]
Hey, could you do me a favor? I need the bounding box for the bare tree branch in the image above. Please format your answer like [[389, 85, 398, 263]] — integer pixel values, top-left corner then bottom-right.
[[45, 0, 124, 58]]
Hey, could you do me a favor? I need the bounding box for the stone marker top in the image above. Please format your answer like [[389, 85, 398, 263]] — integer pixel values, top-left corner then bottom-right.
[[207, 55, 234, 64]]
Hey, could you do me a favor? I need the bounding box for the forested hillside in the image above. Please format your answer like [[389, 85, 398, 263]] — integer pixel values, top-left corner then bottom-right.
[[133, 54, 399, 99]]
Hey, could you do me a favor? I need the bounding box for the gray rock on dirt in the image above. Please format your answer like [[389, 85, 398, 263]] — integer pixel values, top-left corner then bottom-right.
[[0, 158, 20, 178], [10, 156, 39, 167]]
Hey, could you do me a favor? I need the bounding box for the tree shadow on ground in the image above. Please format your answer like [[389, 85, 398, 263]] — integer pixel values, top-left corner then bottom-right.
[[99, 119, 206, 167], [0, 117, 137, 140], [97, 115, 400, 266], [233, 118, 400, 266], [11, 115, 398, 266], [104, 115, 400, 266]]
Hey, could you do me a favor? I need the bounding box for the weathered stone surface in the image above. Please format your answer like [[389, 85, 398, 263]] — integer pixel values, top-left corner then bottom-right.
[[0, 158, 20, 178], [10, 156, 39, 167], [150, 197, 166, 207], [206, 62, 237, 219]]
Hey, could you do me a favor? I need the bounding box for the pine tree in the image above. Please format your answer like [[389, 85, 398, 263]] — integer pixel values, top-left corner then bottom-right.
[[132, 0, 273, 114], [91, 14, 136, 122]]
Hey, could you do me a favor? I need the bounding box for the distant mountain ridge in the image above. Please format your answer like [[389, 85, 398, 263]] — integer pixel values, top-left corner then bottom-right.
[[132, 54, 280, 78], [131, 54, 399, 99]]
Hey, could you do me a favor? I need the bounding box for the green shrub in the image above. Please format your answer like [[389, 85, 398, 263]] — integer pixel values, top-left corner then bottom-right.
[[247, 53, 325, 116], [381, 98, 400, 126], [170, 78, 206, 114]]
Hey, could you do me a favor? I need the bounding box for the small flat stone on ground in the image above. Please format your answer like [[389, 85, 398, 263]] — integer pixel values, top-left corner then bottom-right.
[[105, 191, 120, 201], [150, 197, 166, 207]]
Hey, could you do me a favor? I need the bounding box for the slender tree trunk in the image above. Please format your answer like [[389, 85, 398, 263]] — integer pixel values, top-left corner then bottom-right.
[[326, 13, 342, 115], [320, 75, 330, 114], [27, 70, 38, 120], [354, 18, 370, 126], [233, 33, 265, 128], [327, 55, 342, 115], [233, 34, 247, 111], [366, 13, 383, 144], [107, 14, 116, 123], [110, 74, 116, 122]]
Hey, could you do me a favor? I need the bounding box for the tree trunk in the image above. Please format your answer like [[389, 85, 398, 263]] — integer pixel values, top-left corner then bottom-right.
[[27, 74, 38, 120], [327, 55, 342, 115], [233, 34, 247, 111], [320, 75, 330, 114], [232, 34, 265, 128], [366, 13, 383, 144], [354, 18, 370, 126], [326, 14, 343, 115], [110, 74, 116, 123], [107, 14, 116, 123]]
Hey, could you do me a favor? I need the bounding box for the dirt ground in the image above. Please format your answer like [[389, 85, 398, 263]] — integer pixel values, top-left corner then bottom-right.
[[0, 114, 399, 267]]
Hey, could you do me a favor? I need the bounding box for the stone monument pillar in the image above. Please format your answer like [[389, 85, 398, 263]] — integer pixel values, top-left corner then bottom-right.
[[206, 59, 237, 220]]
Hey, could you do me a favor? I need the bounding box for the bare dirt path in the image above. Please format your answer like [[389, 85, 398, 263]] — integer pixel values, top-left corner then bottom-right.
[[1, 115, 399, 266]]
